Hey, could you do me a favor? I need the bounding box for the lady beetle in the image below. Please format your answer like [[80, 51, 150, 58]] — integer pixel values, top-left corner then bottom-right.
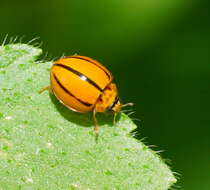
[[40, 55, 133, 136]]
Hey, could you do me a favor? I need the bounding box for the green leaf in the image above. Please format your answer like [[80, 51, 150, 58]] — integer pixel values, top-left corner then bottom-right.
[[0, 43, 176, 190]]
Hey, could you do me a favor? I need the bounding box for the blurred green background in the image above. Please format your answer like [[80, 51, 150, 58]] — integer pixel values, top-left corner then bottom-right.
[[1, 0, 209, 189]]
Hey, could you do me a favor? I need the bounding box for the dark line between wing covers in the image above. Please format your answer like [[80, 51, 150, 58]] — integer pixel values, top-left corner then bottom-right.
[[54, 63, 103, 92], [53, 73, 92, 107], [66, 56, 111, 80]]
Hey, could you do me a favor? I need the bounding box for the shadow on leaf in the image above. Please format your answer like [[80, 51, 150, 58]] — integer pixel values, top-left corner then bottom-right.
[[49, 93, 120, 128]]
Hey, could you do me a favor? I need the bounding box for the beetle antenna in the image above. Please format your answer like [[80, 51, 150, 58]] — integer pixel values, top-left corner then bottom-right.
[[121, 102, 134, 108]]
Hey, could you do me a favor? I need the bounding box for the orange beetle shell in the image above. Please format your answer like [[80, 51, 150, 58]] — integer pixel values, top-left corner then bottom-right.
[[50, 55, 114, 113]]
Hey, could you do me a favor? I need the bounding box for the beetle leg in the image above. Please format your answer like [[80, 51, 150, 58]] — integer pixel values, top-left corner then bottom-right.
[[113, 112, 117, 125], [38, 86, 52, 94], [93, 109, 99, 138]]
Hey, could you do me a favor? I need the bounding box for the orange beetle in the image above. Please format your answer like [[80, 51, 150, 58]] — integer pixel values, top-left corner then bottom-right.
[[40, 55, 132, 136]]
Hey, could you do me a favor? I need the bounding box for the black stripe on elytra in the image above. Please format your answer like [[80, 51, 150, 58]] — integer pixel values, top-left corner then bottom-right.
[[66, 56, 111, 80], [108, 96, 119, 110], [53, 73, 92, 107], [54, 63, 103, 92]]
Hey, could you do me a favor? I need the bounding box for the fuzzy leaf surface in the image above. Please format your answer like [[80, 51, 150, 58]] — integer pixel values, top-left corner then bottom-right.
[[0, 44, 176, 190]]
